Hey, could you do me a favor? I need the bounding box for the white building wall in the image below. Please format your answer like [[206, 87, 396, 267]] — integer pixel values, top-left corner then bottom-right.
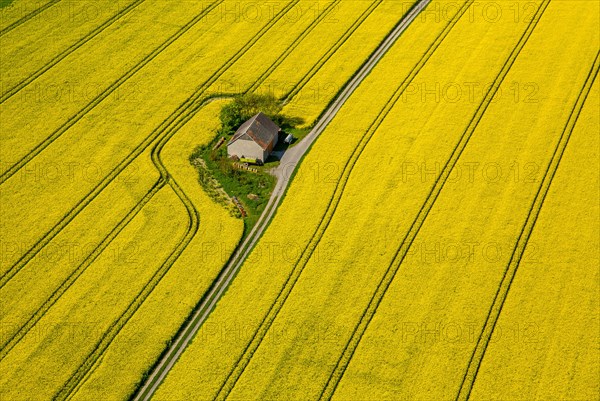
[[227, 139, 265, 162]]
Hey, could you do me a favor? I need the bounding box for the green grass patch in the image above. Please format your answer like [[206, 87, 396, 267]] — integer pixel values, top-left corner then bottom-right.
[[190, 94, 305, 237], [286, 126, 311, 145], [191, 144, 275, 237], [0, 0, 15, 8]]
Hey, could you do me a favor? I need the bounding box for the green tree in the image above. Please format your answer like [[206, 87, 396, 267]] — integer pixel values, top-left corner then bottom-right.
[[219, 93, 282, 135]]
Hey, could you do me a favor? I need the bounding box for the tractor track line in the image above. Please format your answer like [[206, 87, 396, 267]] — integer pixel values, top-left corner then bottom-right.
[[0, 0, 62, 37], [212, 0, 461, 399], [2, 0, 355, 366], [282, 0, 383, 103], [52, 133, 199, 401], [55, 0, 351, 391], [52, 2, 320, 398], [131, 1, 433, 399], [0, 178, 166, 362], [0, 0, 224, 185], [455, 50, 599, 401], [1, 0, 146, 103], [245, 0, 341, 94], [0, 0, 299, 290], [318, 1, 551, 399]]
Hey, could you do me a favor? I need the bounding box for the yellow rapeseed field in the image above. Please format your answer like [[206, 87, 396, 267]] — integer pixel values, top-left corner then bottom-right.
[[0, 0, 246, 278], [67, 100, 244, 401], [1, 0, 428, 399], [1, 0, 221, 164], [153, 1, 485, 398], [1, 0, 597, 399], [226, 0, 551, 397], [154, 0, 599, 400], [0, 0, 58, 31], [469, 78, 599, 401], [1, 0, 143, 100], [332, 1, 599, 400], [280, 0, 417, 125], [0, 153, 160, 352], [0, 185, 187, 400], [1, 1, 297, 397], [206, 0, 412, 127]]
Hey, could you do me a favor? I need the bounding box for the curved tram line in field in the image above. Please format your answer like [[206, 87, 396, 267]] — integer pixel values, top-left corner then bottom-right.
[[318, 1, 552, 398], [0, 0, 62, 37], [455, 50, 599, 401], [0, 0, 351, 363], [0, 0, 146, 103], [3, 1, 390, 398], [129, 0, 433, 399], [52, 0, 306, 395], [0, 179, 166, 361], [0, 0, 225, 185], [0, 0, 305, 290], [212, 0, 471, 399]]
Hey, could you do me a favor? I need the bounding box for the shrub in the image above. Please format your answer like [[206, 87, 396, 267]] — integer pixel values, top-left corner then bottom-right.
[[219, 93, 282, 135]]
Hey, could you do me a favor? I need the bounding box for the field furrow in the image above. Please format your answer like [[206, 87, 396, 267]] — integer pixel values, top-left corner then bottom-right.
[[0, 0, 294, 281], [282, 0, 383, 102], [0, 0, 144, 103], [322, 1, 552, 397], [1, 0, 595, 399], [0, 0, 60, 34], [0, 186, 187, 400], [469, 76, 599, 401], [279, 0, 414, 124], [243, 0, 342, 95], [0, 155, 161, 358], [69, 101, 243, 401], [329, 2, 599, 399], [457, 51, 599, 401], [0, 0, 225, 177]]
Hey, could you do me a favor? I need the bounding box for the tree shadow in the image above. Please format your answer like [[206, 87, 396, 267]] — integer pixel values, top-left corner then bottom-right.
[[265, 114, 305, 163], [273, 114, 305, 131]]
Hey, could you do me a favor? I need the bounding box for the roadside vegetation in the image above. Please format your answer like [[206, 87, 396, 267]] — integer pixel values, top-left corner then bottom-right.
[[190, 93, 306, 235], [5, 0, 598, 400], [0, 1, 422, 399], [155, 2, 600, 401]]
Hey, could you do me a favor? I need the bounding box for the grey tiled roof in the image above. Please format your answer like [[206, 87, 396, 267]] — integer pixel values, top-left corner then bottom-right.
[[229, 112, 280, 150]]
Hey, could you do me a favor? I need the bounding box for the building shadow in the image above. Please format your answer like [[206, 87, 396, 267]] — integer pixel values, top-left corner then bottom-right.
[[266, 115, 304, 163]]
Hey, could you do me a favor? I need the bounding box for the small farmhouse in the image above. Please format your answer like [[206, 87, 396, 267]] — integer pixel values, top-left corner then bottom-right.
[[227, 112, 280, 164]]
